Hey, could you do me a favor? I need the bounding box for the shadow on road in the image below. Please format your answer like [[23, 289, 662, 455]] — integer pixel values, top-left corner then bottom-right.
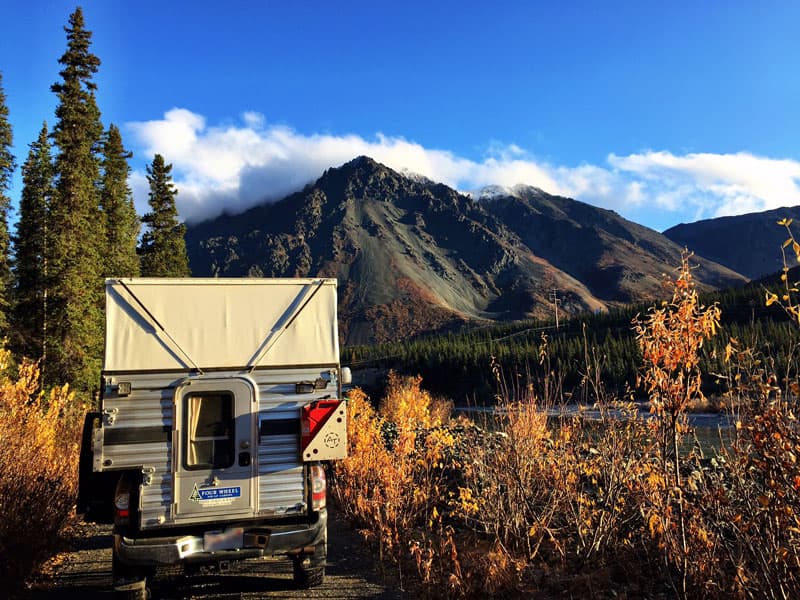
[[22, 505, 405, 599]]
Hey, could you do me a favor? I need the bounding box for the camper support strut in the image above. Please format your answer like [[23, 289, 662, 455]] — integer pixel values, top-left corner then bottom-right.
[[246, 279, 326, 373], [115, 279, 205, 374]]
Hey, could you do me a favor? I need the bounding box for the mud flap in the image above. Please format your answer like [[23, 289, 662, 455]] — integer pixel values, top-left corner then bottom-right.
[[77, 412, 117, 523]]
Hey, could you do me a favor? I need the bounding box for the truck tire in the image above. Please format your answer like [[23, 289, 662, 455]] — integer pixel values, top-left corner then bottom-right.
[[114, 586, 148, 600], [112, 552, 150, 600], [292, 540, 326, 588], [293, 561, 325, 588]]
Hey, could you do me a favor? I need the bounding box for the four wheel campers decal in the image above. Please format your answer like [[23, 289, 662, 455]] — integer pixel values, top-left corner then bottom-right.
[[189, 484, 242, 506]]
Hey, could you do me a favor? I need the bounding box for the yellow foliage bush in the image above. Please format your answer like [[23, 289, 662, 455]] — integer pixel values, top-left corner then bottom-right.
[[381, 371, 452, 429], [334, 247, 800, 598], [332, 372, 456, 569], [0, 348, 82, 588], [334, 367, 666, 596], [634, 251, 723, 596]]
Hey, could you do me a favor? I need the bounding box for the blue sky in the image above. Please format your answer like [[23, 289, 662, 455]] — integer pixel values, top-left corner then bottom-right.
[[2, 1, 800, 231]]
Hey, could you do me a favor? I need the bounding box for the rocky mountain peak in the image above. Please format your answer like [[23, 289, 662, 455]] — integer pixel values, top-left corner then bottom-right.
[[185, 157, 747, 345]]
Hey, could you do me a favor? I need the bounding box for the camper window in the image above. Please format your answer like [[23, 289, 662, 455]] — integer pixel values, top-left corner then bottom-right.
[[185, 392, 235, 469]]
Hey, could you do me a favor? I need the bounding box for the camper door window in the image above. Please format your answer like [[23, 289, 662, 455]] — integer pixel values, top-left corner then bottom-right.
[[185, 392, 235, 470]]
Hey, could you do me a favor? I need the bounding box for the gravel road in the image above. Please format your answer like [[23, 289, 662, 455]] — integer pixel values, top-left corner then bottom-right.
[[23, 506, 410, 599]]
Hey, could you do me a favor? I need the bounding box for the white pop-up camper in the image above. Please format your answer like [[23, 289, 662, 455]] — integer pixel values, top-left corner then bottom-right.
[[78, 278, 349, 598]]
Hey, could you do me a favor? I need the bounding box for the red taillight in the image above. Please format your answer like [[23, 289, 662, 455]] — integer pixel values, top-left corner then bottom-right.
[[114, 491, 130, 525], [310, 464, 326, 511]]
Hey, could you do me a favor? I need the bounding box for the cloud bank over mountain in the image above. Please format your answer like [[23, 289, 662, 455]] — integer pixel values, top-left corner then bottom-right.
[[128, 108, 800, 229]]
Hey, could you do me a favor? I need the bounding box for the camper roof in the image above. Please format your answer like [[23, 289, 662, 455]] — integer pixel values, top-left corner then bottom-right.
[[103, 278, 339, 373]]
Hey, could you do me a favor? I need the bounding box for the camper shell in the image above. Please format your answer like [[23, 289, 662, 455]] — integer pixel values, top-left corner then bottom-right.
[[79, 278, 348, 596]]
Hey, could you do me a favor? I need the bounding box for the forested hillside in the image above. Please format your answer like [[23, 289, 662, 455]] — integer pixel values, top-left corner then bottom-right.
[[343, 268, 799, 404]]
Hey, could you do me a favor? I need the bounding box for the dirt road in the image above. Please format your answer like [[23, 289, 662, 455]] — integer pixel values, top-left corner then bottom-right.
[[23, 506, 409, 599]]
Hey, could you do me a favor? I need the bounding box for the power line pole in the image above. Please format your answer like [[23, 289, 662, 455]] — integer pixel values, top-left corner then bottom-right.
[[551, 289, 560, 329]]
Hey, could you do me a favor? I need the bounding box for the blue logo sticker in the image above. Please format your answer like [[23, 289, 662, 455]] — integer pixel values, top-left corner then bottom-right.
[[198, 486, 241, 501], [189, 483, 242, 503]]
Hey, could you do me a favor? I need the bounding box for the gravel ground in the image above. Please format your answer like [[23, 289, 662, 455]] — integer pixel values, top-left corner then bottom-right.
[[22, 505, 410, 599]]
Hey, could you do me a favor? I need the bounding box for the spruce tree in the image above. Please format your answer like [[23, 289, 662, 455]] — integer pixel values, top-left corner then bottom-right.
[[100, 124, 139, 278], [139, 154, 190, 277], [48, 7, 105, 389], [13, 123, 53, 362], [0, 72, 15, 335]]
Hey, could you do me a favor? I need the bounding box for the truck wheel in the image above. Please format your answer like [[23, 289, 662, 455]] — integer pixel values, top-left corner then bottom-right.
[[292, 560, 325, 588], [112, 552, 150, 599], [292, 541, 326, 588]]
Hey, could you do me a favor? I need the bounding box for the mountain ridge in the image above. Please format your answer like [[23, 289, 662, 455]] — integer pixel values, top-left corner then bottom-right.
[[663, 206, 800, 279], [185, 156, 747, 345]]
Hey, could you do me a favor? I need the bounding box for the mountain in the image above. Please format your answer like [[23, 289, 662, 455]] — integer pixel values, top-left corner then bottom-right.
[[663, 207, 800, 279], [482, 186, 744, 304], [185, 157, 747, 345]]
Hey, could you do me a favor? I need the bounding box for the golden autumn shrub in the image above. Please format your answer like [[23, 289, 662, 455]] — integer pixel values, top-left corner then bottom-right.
[[685, 219, 800, 599], [331, 372, 457, 586], [706, 404, 800, 599], [381, 371, 452, 430], [334, 244, 800, 598], [633, 250, 723, 596], [334, 371, 662, 597], [0, 348, 82, 588], [448, 398, 664, 598]]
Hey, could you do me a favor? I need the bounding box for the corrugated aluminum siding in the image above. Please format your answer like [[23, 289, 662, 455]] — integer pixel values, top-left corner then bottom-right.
[[100, 368, 338, 529], [100, 374, 176, 529], [255, 367, 335, 515]]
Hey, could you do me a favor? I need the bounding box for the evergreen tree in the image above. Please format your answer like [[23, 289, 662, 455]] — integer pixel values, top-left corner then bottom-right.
[[139, 154, 190, 277], [100, 124, 139, 278], [0, 72, 16, 335], [13, 123, 53, 361], [48, 7, 105, 389]]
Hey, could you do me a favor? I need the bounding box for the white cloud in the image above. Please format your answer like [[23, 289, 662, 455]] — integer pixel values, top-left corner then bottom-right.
[[129, 108, 204, 162], [609, 151, 800, 221], [127, 109, 800, 229], [242, 111, 265, 129], [129, 171, 150, 217]]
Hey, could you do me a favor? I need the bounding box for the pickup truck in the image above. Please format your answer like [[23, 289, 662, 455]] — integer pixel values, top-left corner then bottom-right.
[[78, 278, 349, 598]]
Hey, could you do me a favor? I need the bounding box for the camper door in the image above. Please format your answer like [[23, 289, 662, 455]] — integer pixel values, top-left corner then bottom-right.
[[173, 378, 257, 524]]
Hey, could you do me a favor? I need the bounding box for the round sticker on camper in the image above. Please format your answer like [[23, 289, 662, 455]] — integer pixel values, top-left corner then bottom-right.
[[324, 432, 341, 449]]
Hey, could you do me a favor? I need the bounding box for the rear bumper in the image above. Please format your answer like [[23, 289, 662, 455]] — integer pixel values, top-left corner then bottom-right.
[[114, 509, 327, 567]]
